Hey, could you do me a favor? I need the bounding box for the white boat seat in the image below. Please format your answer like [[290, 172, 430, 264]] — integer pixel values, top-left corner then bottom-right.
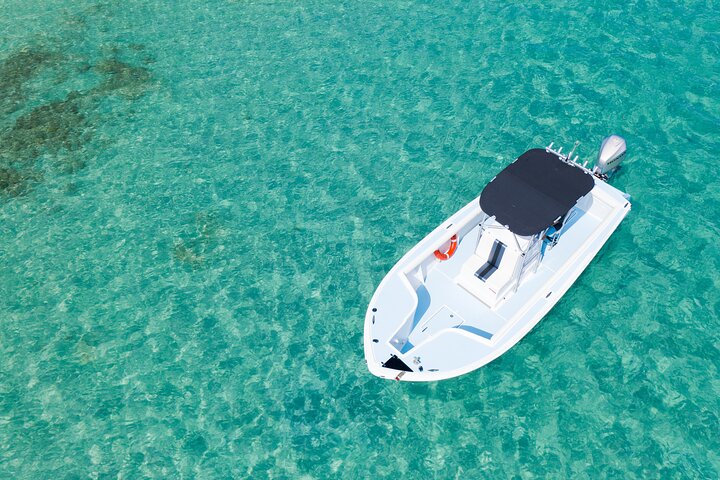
[[456, 232, 520, 307], [475, 240, 505, 282]]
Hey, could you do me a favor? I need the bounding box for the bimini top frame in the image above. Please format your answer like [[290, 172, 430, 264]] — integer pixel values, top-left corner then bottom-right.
[[479, 148, 595, 236]]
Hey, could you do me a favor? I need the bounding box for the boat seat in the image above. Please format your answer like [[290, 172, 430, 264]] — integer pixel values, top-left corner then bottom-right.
[[475, 240, 505, 282], [456, 232, 519, 307]]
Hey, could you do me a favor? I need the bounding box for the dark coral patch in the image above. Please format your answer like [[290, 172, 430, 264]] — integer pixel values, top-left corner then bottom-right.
[[0, 166, 41, 197], [1, 91, 91, 164], [0, 47, 58, 114], [93, 58, 153, 98], [172, 212, 223, 268], [0, 88, 90, 195], [173, 240, 205, 267], [59, 156, 87, 174], [0, 43, 155, 197]]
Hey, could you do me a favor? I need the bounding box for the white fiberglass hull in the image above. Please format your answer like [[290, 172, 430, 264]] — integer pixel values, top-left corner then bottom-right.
[[364, 178, 630, 381]]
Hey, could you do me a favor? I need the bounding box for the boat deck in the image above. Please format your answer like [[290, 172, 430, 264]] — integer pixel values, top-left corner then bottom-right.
[[406, 191, 614, 348], [365, 177, 631, 380]]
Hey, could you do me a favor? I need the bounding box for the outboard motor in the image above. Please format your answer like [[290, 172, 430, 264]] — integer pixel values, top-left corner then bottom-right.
[[594, 135, 626, 178]]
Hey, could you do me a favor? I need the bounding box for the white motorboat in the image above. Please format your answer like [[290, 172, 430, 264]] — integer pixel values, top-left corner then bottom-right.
[[364, 136, 631, 381]]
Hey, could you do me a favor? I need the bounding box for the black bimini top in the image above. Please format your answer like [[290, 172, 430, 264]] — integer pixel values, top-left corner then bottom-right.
[[479, 149, 595, 236]]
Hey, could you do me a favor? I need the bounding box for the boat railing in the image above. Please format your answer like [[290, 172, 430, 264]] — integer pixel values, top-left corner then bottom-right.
[[546, 141, 594, 175]]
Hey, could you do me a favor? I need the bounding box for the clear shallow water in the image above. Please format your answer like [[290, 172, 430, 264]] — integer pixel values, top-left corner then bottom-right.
[[0, 0, 718, 477]]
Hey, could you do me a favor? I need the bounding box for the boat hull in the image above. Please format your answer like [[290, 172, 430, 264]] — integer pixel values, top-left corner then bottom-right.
[[364, 178, 631, 381]]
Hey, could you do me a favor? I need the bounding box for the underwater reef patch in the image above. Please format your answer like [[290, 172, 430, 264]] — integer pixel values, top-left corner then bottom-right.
[[92, 58, 153, 99], [172, 211, 223, 268], [1, 91, 90, 162], [0, 41, 155, 197], [0, 46, 59, 115], [0, 90, 90, 195], [0, 166, 41, 197]]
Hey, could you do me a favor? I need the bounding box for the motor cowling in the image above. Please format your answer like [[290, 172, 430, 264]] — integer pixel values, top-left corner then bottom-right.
[[594, 135, 626, 177]]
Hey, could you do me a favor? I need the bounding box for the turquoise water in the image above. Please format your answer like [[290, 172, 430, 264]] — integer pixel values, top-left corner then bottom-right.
[[1, 0, 718, 477]]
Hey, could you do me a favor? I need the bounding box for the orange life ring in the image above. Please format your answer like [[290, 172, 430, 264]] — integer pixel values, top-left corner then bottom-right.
[[434, 234, 458, 261]]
